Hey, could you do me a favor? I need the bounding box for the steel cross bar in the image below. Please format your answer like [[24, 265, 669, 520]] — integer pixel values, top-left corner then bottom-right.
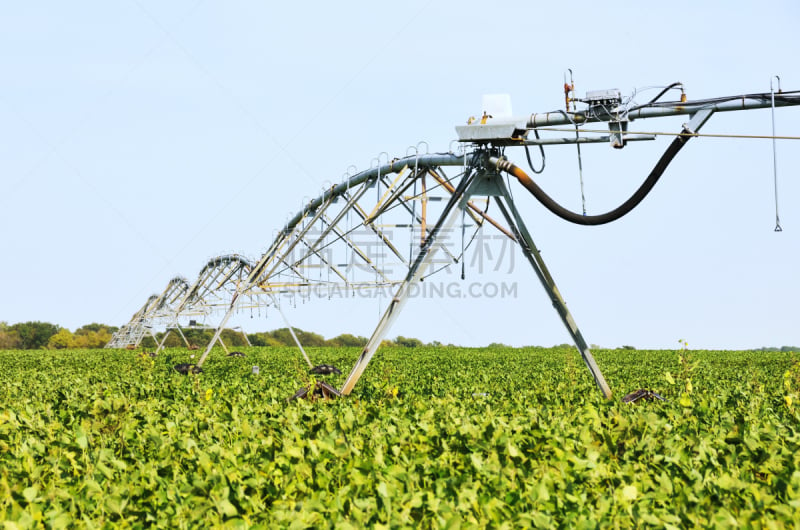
[[294, 237, 350, 284], [290, 181, 377, 274], [371, 170, 462, 263], [367, 167, 411, 221], [347, 193, 408, 266], [253, 196, 336, 287], [364, 167, 418, 224], [254, 209, 391, 288]]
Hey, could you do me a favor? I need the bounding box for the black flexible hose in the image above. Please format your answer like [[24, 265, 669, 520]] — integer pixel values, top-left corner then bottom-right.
[[491, 129, 693, 226], [627, 82, 683, 113]]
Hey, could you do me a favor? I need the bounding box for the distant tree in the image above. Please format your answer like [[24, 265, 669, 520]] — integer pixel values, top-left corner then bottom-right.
[[246, 332, 285, 347], [139, 336, 158, 349], [220, 328, 248, 347], [11, 321, 60, 349], [0, 321, 22, 349], [48, 329, 75, 349], [263, 336, 286, 347], [267, 328, 326, 347], [294, 329, 327, 347], [395, 336, 423, 348], [157, 331, 182, 348], [182, 328, 213, 348], [487, 342, 510, 349], [620, 345, 636, 350], [267, 328, 294, 346], [327, 333, 368, 347], [72, 330, 112, 348], [75, 323, 118, 336], [247, 333, 266, 347]]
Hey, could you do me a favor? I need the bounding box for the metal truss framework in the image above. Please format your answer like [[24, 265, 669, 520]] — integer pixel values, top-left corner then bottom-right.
[[108, 85, 800, 398]]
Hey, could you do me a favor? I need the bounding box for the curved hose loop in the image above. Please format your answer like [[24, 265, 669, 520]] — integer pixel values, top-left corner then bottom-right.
[[525, 128, 546, 174], [416, 141, 429, 154], [491, 129, 695, 226]]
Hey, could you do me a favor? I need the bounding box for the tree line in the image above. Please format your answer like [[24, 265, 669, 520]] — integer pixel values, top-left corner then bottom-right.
[[3, 321, 796, 352], [143, 328, 436, 350], [0, 322, 118, 350], [0, 321, 438, 350]]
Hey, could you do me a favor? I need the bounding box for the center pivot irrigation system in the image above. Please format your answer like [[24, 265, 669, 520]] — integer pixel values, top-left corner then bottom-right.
[[108, 77, 800, 399]]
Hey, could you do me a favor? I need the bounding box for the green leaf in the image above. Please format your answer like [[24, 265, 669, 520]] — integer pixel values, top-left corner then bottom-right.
[[376, 482, 389, 498], [621, 485, 637, 501], [217, 499, 238, 517], [75, 427, 88, 450], [22, 486, 38, 503]]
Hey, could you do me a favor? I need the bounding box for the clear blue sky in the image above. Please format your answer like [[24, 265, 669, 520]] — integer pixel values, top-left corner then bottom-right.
[[2, 1, 798, 349]]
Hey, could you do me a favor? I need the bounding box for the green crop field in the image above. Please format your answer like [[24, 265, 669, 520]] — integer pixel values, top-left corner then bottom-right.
[[1, 346, 799, 528]]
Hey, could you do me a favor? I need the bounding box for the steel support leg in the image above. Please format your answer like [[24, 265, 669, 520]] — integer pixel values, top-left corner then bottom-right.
[[270, 293, 314, 368], [133, 323, 146, 348], [240, 328, 252, 347], [339, 168, 477, 395], [156, 323, 191, 354], [196, 294, 238, 367], [147, 328, 160, 351], [156, 329, 172, 353], [494, 178, 612, 398], [174, 325, 190, 348]]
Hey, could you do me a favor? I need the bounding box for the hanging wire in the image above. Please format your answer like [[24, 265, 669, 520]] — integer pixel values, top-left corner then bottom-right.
[[460, 206, 466, 280], [564, 70, 587, 215], [574, 124, 587, 215], [770, 76, 783, 232], [550, 109, 588, 215], [408, 144, 420, 264]]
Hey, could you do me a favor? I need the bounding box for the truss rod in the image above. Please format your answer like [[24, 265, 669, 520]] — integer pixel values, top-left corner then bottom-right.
[[289, 180, 374, 271], [372, 170, 462, 262]]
